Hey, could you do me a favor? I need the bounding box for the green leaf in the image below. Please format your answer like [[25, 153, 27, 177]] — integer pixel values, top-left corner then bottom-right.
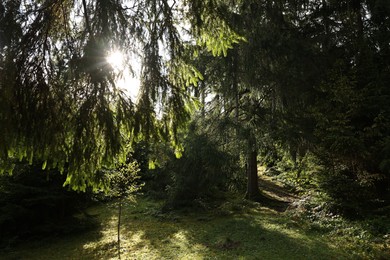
[[42, 161, 47, 170], [28, 151, 34, 165], [175, 149, 183, 159], [148, 159, 156, 170]]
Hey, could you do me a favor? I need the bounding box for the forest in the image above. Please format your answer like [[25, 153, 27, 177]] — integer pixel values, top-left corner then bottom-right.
[[0, 0, 389, 259]]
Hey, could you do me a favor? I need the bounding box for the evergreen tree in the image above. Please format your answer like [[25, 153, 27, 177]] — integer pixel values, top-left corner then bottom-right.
[[0, 0, 243, 190], [192, 0, 390, 203]]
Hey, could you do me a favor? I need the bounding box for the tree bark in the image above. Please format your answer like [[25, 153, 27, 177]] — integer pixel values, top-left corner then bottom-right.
[[245, 146, 262, 201]]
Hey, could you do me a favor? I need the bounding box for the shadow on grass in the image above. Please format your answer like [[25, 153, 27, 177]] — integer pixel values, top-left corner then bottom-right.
[[1, 199, 348, 260], [0, 207, 107, 260], [80, 198, 348, 260]]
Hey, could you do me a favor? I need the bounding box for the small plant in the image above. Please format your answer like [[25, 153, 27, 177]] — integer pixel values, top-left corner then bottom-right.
[[104, 161, 142, 260]]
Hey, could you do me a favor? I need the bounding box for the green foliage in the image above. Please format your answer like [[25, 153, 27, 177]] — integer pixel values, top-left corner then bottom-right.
[[197, 21, 245, 57], [0, 0, 244, 191], [223, 0, 390, 210], [287, 191, 389, 259], [103, 161, 142, 200], [164, 123, 239, 208], [316, 167, 384, 218], [186, 0, 246, 57], [309, 61, 390, 205]]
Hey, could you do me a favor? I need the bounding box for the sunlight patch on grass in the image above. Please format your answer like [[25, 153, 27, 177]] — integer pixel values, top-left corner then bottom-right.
[[128, 230, 145, 245], [168, 230, 209, 259], [1, 196, 387, 259]]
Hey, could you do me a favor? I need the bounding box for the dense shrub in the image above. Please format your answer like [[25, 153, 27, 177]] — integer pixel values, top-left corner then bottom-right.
[[317, 165, 388, 219], [164, 127, 239, 209], [136, 141, 174, 200]]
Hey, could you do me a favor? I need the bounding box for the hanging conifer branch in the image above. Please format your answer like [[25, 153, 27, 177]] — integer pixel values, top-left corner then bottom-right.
[[0, 0, 245, 190]]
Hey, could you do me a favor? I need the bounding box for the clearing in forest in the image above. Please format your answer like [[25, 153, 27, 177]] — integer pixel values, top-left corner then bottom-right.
[[1, 175, 388, 260]]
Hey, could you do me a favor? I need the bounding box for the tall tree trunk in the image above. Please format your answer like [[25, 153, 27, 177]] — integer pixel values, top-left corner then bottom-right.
[[245, 139, 261, 201], [231, 48, 239, 122], [321, 0, 331, 50]]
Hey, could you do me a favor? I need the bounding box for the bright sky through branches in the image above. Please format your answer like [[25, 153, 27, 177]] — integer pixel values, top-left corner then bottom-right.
[[106, 50, 140, 100], [106, 50, 124, 70]]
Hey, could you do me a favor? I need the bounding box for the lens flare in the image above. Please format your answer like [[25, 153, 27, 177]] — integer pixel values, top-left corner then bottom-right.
[[106, 50, 124, 70]]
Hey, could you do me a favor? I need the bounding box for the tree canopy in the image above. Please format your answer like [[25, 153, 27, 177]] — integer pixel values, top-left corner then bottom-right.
[[1, 0, 389, 201], [187, 0, 390, 200], [0, 0, 243, 190]]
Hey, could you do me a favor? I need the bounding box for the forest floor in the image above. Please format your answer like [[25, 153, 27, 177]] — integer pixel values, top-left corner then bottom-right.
[[1, 174, 389, 260]]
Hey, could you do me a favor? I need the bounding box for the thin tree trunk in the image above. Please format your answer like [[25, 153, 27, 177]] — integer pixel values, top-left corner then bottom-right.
[[245, 142, 261, 201], [321, 0, 331, 50], [118, 198, 122, 260]]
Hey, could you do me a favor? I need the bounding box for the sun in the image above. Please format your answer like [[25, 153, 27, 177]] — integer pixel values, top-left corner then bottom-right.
[[106, 50, 124, 71], [106, 50, 141, 99]]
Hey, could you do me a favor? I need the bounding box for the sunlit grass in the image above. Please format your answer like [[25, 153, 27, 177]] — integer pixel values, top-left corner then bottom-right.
[[1, 196, 388, 259]]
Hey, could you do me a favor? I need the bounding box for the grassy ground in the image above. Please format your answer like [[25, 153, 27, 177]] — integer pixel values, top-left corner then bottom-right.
[[1, 177, 389, 259]]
